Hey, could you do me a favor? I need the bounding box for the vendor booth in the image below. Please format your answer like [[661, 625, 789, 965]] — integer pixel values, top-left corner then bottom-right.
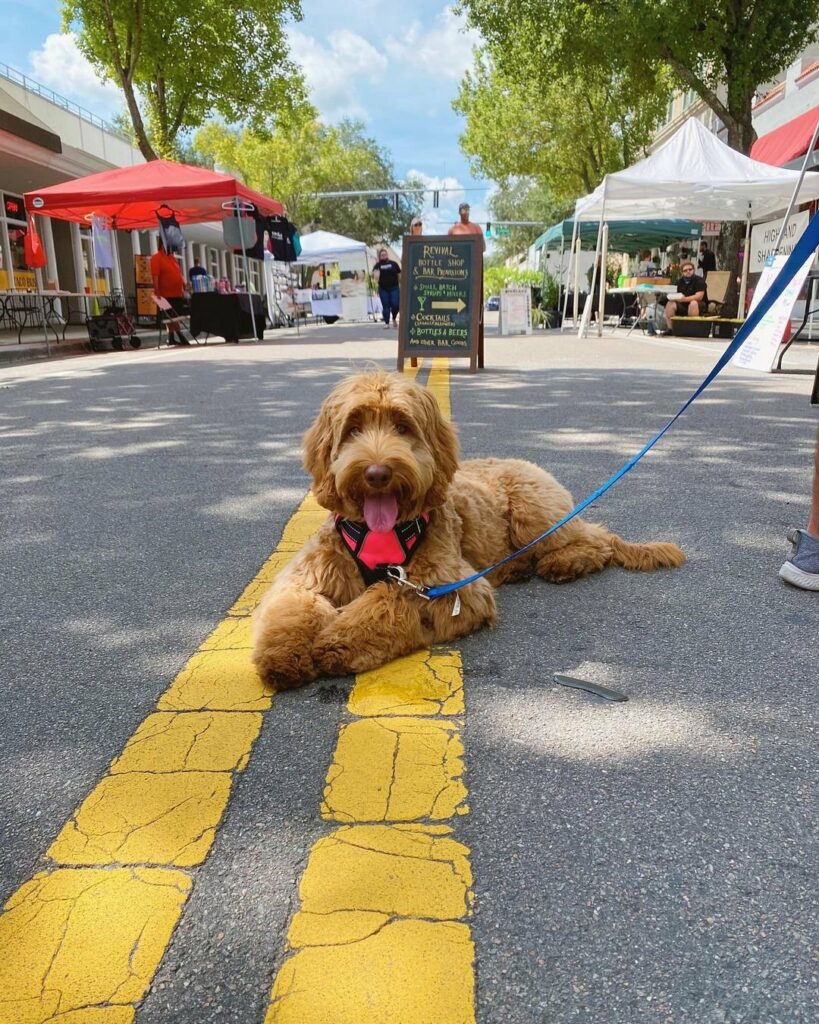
[[24, 160, 283, 349], [293, 230, 374, 322], [570, 118, 819, 337]]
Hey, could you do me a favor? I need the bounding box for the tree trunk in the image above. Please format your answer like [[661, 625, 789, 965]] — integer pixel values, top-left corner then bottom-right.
[[717, 110, 757, 316]]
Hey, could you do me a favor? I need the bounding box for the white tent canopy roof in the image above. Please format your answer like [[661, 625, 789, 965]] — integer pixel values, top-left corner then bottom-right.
[[294, 230, 368, 263], [575, 118, 819, 223]]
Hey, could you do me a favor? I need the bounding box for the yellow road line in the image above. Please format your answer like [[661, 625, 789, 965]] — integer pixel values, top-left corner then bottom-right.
[[264, 358, 477, 1024], [0, 492, 326, 1024], [0, 356, 447, 1023]]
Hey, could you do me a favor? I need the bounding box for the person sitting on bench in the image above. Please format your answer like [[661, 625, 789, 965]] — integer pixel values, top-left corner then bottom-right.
[[666, 261, 706, 321]]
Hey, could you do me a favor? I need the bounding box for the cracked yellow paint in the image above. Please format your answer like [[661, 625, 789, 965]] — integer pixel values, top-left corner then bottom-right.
[[48, 772, 232, 866], [321, 717, 467, 822], [277, 510, 330, 552], [0, 867, 190, 1024], [297, 825, 472, 921], [158, 649, 272, 712], [427, 357, 452, 419], [287, 909, 390, 948], [110, 712, 263, 774], [348, 649, 464, 716], [198, 615, 254, 651], [266, 919, 475, 1024]]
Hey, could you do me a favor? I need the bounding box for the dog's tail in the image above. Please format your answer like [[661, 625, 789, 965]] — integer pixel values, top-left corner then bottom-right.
[[608, 534, 686, 572]]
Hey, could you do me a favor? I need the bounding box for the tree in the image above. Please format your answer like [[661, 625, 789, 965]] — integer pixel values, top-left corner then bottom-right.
[[62, 0, 307, 160], [194, 117, 422, 244], [461, 0, 819, 311], [454, 40, 671, 207]]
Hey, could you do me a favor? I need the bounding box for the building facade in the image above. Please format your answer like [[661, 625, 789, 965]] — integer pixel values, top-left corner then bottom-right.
[[0, 62, 263, 304]]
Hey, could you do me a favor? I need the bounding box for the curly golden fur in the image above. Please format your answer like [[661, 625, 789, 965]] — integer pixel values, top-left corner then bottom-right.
[[252, 371, 685, 688]]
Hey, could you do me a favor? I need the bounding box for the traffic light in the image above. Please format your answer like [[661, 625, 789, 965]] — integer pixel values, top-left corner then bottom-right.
[[393, 192, 400, 212], [485, 222, 492, 237], [433, 191, 440, 208]]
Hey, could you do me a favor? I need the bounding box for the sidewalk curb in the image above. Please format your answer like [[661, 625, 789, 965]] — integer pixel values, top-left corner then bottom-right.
[[0, 342, 91, 368]]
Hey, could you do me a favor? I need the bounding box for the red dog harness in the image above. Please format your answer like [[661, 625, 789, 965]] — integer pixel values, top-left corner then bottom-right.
[[335, 513, 430, 586]]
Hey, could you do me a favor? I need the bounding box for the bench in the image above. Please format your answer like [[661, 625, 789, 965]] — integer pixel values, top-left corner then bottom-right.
[[669, 316, 744, 339]]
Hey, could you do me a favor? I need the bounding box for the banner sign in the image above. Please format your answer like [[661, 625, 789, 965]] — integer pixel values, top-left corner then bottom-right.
[[750, 211, 809, 273], [731, 252, 814, 371], [398, 234, 483, 372]]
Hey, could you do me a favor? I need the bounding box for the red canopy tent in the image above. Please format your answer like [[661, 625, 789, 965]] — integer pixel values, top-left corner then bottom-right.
[[24, 159, 283, 227]]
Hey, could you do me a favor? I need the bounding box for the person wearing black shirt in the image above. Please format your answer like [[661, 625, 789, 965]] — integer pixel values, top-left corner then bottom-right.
[[373, 247, 401, 328], [666, 261, 707, 320], [697, 240, 716, 278]]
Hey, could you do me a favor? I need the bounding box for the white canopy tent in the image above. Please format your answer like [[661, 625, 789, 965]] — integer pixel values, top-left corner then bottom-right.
[[293, 229, 369, 264], [571, 117, 819, 331], [291, 230, 376, 321]]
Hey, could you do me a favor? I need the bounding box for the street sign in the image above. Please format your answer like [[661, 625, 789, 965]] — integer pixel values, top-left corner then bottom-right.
[[366, 197, 390, 209], [494, 226, 510, 237], [398, 234, 483, 373]]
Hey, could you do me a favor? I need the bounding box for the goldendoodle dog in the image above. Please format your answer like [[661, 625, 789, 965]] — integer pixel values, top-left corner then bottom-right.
[[252, 370, 685, 689]]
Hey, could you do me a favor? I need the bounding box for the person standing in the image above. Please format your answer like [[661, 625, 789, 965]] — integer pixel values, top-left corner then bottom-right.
[[409, 216, 423, 236], [779, 426, 819, 590], [188, 258, 208, 289], [448, 202, 486, 251], [697, 240, 716, 279], [151, 240, 189, 346], [373, 247, 401, 328]]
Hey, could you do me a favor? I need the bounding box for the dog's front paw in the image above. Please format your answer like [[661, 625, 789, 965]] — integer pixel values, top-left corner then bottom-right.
[[252, 643, 317, 691]]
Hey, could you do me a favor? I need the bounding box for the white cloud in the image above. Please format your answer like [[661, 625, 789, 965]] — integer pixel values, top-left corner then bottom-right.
[[28, 33, 123, 119], [287, 27, 387, 121], [385, 7, 480, 81]]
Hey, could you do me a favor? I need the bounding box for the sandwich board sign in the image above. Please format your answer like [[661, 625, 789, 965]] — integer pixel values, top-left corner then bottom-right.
[[398, 234, 484, 372], [499, 286, 532, 335]]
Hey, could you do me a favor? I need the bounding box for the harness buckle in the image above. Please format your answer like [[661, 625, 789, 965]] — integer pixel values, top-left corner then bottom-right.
[[385, 564, 431, 599]]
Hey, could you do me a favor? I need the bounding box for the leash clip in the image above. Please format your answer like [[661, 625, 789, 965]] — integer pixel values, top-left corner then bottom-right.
[[385, 565, 431, 600]]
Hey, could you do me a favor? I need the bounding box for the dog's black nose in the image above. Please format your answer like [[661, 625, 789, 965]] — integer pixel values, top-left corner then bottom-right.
[[364, 463, 393, 488]]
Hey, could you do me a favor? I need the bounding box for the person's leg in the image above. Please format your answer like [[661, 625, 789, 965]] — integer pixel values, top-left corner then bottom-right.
[[390, 286, 400, 324], [689, 300, 700, 316], [779, 425, 819, 590], [665, 300, 677, 320], [379, 287, 390, 326]]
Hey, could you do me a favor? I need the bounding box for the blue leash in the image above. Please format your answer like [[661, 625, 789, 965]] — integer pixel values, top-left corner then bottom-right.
[[420, 214, 819, 601]]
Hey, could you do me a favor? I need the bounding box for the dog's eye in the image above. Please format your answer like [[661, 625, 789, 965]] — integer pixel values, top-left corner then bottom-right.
[[394, 423, 410, 436], [346, 425, 362, 438]]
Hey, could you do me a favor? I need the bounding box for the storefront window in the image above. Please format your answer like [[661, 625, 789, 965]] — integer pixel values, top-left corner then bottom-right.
[[1, 192, 36, 290]]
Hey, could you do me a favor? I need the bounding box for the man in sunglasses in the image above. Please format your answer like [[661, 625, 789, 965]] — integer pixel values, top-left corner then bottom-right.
[[665, 261, 707, 322]]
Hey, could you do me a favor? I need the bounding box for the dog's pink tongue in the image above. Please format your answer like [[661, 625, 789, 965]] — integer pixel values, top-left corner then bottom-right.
[[363, 493, 399, 532]]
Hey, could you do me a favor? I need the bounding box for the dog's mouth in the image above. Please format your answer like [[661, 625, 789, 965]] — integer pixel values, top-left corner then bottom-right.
[[362, 492, 399, 532]]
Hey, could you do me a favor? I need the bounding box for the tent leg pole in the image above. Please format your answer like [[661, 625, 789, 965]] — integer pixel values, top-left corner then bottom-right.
[[737, 210, 752, 318], [598, 223, 608, 338]]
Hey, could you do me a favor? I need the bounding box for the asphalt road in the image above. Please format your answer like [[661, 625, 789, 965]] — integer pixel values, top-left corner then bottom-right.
[[1, 323, 816, 1023]]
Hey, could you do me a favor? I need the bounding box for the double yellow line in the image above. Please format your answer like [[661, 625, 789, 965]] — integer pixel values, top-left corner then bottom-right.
[[0, 357, 475, 1024]]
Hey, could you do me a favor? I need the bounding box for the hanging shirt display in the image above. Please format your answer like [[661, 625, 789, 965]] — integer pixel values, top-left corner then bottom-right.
[[223, 208, 265, 259], [156, 208, 185, 253], [92, 215, 114, 269], [267, 215, 300, 262]]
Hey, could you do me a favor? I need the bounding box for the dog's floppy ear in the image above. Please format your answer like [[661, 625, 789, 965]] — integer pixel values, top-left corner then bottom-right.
[[302, 396, 340, 509], [417, 386, 459, 508]]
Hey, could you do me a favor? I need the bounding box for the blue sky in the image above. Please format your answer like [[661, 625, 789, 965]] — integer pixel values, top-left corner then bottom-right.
[[1, 0, 492, 234]]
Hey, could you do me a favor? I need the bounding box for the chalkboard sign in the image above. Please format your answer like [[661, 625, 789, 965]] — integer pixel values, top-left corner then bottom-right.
[[397, 234, 483, 372]]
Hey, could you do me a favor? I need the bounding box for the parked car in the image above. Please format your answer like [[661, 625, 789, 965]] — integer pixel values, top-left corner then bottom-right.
[[485, 295, 500, 311]]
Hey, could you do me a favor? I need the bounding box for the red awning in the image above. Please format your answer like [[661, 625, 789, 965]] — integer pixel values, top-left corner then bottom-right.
[[24, 159, 283, 228], [750, 105, 819, 167]]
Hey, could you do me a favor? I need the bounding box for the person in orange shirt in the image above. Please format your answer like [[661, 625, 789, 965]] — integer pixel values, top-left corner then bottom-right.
[[150, 241, 189, 346], [448, 202, 486, 252]]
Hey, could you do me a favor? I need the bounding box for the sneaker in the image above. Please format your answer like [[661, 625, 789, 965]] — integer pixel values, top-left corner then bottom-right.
[[779, 528, 819, 591], [383, 323, 391, 329]]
